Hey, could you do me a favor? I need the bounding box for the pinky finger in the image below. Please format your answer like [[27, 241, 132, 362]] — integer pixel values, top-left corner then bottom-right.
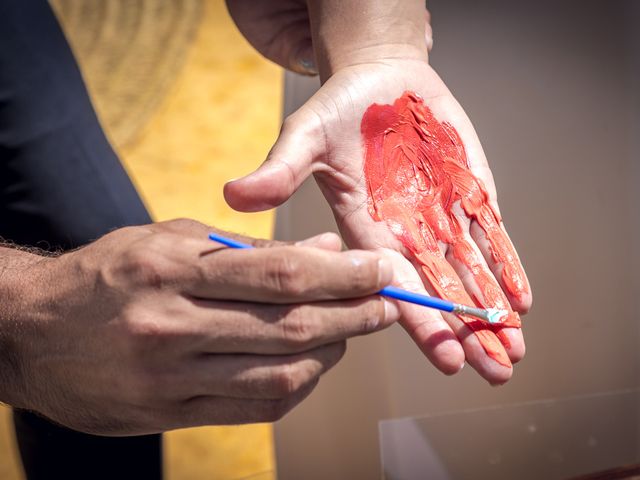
[[469, 220, 532, 314], [179, 379, 319, 428]]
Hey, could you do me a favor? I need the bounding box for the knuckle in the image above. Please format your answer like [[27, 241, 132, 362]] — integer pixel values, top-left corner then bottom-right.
[[267, 252, 308, 296], [251, 237, 280, 249], [260, 375, 320, 422], [121, 309, 175, 359], [348, 258, 376, 293], [281, 308, 316, 349], [164, 218, 206, 235], [167, 218, 198, 228], [126, 243, 167, 289], [272, 363, 306, 398], [127, 314, 165, 341]]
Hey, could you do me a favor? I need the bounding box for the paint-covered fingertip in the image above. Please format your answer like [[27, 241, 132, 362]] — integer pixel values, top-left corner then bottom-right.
[[509, 289, 533, 315]]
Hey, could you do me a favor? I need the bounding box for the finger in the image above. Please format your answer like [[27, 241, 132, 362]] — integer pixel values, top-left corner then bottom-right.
[[186, 294, 399, 354], [152, 218, 286, 249], [470, 219, 532, 314], [431, 106, 532, 313], [409, 245, 514, 384], [123, 227, 347, 304], [384, 249, 465, 375], [289, 39, 317, 76], [259, 16, 316, 75], [224, 112, 321, 212], [178, 377, 319, 428], [225, 1, 316, 75], [156, 218, 343, 253], [446, 157, 530, 314], [189, 246, 392, 302], [186, 342, 345, 399], [444, 232, 525, 364]]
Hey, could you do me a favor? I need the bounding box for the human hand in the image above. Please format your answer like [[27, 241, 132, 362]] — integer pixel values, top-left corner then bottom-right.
[[224, 57, 532, 384], [225, 0, 433, 75], [6, 219, 397, 435]]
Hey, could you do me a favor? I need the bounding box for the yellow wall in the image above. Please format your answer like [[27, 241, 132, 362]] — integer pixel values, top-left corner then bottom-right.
[[0, 1, 282, 478], [121, 1, 280, 238], [0, 409, 20, 479]]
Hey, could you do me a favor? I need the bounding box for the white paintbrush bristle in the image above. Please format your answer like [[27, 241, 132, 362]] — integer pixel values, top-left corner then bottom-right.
[[486, 308, 508, 324]]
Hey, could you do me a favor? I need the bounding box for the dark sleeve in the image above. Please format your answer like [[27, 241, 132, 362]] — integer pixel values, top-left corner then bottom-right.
[[1, 2, 160, 478], [0, 0, 151, 251]]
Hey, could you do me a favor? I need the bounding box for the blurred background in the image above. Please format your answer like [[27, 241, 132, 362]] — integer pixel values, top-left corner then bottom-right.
[[273, 0, 640, 479], [1, 0, 639, 479]]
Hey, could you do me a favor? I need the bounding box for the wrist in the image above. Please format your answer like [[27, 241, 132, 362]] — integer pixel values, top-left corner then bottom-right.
[[0, 249, 54, 408], [319, 43, 429, 79], [306, 0, 428, 81]]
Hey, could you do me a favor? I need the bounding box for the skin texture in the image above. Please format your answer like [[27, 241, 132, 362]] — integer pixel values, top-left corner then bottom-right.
[[225, 0, 433, 76], [225, 0, 532, 384], [362, 91, 527, 367], [226, 0, 317, 75], [0, 219, 399, 435]]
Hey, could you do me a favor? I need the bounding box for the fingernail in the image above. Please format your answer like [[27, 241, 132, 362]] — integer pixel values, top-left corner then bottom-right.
[[299, 58, 318, 75]]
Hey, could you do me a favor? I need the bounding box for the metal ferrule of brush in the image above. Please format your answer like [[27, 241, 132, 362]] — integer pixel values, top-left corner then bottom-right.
[[452, 304, 490, 322]]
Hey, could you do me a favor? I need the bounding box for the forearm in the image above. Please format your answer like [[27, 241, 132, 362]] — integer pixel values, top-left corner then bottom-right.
[[306, 0, 428, 80]]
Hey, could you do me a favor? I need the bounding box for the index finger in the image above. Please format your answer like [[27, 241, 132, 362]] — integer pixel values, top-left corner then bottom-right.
[[187, 246, 393, 303]]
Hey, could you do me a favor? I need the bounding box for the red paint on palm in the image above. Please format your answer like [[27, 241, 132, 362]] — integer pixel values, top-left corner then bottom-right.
[[362, 92, 528, 366]]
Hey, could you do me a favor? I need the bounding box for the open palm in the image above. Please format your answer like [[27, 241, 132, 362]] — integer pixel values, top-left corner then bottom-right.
[[225, 59, 532, 384]]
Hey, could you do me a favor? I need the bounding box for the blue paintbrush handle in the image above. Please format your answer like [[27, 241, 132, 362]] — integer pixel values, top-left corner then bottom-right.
[[208, 233, 455, 313], [209, 233, 253, 249], [379, 285, 455, 313]]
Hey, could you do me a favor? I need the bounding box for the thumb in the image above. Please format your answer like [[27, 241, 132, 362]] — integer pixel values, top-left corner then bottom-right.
[[224, 115, 320, 212]]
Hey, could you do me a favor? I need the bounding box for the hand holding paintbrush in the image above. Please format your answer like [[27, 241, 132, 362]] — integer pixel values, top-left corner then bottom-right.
[[209, 233, 508, 325]]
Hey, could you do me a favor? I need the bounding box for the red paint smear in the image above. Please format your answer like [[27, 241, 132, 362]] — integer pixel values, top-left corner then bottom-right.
[[361, 92, 529, 367]]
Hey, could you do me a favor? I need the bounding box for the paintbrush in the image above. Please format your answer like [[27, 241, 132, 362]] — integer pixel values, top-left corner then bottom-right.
[[208, 233, 507, 324]]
